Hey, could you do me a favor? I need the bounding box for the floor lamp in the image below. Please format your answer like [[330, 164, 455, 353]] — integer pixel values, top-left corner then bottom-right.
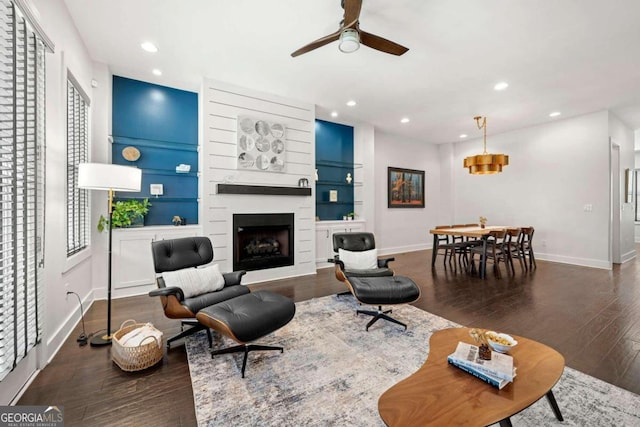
[[78, 163, 142, 347]]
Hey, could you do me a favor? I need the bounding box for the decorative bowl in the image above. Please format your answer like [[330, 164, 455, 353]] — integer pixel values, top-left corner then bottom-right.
[[486, 331, 518, 353]]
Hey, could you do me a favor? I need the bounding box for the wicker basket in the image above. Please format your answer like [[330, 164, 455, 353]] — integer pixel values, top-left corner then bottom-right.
[[112, 320, 164, 372]]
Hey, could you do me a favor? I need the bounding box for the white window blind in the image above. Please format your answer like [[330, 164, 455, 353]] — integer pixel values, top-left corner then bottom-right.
[[0, 0, 46, 381], [66, 76, 89, 256]]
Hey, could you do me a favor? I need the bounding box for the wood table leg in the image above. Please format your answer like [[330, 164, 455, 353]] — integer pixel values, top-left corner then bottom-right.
[[431, 234, 439, 268], [546, 390, 564, 421]]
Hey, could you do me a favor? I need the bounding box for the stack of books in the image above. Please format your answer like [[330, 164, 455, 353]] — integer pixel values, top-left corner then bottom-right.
[[447, 342, 516, 389]]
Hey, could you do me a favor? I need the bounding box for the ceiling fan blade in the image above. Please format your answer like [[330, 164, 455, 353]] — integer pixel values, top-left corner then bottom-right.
[[291, 30, 341, 57], [343, 0, 363, 27], [359, 30, 409, 56]]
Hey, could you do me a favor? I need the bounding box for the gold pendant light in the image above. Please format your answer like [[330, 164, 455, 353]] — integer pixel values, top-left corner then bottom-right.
[[463, 116, 509, 174]]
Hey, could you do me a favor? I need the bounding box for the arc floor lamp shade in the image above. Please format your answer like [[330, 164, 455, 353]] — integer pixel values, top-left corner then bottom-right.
[[78, 162, 141, 346]]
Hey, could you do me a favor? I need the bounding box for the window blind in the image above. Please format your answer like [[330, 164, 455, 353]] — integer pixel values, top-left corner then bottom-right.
[[0, 0, 46, 381], [66, 77, 89, 257]]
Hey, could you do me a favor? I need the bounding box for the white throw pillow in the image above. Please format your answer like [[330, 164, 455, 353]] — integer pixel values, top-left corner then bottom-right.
[[161, 264, 225, 298], [338, 248, 378, 270]]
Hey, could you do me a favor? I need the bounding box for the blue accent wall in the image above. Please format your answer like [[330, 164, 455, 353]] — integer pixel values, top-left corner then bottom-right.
[[315, 120, 354, 220], [112, 76, 198, 226]]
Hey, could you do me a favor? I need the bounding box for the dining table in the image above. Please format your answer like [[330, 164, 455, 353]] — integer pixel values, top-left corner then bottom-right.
[[429, 226, 509, 279]]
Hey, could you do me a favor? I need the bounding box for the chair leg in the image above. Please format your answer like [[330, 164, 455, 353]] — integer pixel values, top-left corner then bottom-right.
[[357, 306, 408, 331], [529, 248, 537, 269], [167, 321, 210, 349], [211, 343, 284, 378]]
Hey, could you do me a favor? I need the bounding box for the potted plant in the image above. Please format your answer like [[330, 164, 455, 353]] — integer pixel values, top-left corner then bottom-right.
[[98, 198, 151, 232], [347, 212, 356, 221]]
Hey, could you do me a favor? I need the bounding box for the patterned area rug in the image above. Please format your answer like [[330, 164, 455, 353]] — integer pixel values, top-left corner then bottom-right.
[[186, 296, 640, 426]]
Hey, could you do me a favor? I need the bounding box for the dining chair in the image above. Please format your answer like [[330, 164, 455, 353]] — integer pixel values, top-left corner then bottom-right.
[[433, 225, 456, 268], [506, 228, 526, 273], [449, 224, 471, 271], [521, 226, 537, 269], [468, 229, 509, 278]]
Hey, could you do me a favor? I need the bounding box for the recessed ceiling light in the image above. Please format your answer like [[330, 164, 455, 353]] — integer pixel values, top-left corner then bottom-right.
[[141, 42, 158, 53], [494, 81, 509, 91], [330, 111, 338, 118], [549, 111, 561, 117], [459, 134, 468, 139], [346, 100, 357, 107], [152, 69, 162, 76], [400, 118, 410, 124]]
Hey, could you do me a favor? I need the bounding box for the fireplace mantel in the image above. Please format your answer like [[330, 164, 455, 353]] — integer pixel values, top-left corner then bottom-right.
[[217, 184, 311, 196]]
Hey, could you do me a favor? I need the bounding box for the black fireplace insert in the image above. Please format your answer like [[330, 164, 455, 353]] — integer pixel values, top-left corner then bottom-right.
[[233, 213, 294, 272]]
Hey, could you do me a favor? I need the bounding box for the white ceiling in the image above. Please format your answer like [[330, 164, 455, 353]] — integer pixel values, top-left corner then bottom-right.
[[62, 0, 640, 144]]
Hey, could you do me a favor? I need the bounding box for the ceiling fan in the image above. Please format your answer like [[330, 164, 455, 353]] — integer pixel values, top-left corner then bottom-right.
[[291, 0, 409, 57]]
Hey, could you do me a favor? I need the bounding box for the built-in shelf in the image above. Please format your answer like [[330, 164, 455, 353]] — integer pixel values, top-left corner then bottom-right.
[[217, 184, 312, 196]]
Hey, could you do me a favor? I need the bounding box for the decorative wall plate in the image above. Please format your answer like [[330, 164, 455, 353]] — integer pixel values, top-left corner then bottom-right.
[[236, 115, 286, 173], [122, 146, 141, 161]]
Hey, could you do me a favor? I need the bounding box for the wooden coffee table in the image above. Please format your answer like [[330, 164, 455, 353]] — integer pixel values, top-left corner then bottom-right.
[[378, 327, 565, 427]]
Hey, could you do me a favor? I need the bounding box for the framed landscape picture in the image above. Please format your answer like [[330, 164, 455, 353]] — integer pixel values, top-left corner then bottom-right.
[[388, 167, 425, 208]]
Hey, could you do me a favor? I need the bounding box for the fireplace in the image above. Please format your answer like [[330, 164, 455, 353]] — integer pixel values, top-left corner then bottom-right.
[[233, 213, 294, 272]]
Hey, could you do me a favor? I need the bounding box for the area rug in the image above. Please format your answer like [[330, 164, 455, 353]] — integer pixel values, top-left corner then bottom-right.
[[186, 296, 640, 426]]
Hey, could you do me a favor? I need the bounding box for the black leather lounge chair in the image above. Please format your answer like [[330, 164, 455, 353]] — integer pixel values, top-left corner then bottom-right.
[[150, 236, 296, 377], [150, 236, 249, 348], [331, 232, 420, 331]]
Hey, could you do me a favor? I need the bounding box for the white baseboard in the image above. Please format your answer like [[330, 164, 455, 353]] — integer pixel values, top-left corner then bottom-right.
[[621, 249, 636, 264], [534, 252, 611, 270], [46, 290, 95, 363], [378, 243, 429, 257]]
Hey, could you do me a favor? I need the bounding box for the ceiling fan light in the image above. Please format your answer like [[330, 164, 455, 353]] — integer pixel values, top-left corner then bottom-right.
[[339, 29, 360, 53]]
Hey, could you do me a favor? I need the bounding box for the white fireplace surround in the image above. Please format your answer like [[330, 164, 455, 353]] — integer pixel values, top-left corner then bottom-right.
[[201, 78, 316, 284]]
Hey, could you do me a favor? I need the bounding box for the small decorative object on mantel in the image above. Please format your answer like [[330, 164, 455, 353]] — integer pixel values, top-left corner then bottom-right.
[[237, 115, 286, 173], [172, 216, 182, 226], [479, 216, 487, 228]]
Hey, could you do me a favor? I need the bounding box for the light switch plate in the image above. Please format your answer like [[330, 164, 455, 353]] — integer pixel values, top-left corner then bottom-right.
[[150, 183, 163, 196]]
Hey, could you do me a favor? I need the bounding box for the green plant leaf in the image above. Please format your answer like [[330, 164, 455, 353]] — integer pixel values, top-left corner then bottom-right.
[[97, 198, 151, 231]]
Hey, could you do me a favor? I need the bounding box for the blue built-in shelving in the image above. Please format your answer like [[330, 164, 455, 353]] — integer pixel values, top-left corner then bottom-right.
[[112, 76, 198, 226], [315, 119, 354, 220]]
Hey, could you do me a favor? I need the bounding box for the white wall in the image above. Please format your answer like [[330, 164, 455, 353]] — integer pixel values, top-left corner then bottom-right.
[[443, 110, 629, 269], [2, 0, 97, 404], [374, 131, 441, 255]]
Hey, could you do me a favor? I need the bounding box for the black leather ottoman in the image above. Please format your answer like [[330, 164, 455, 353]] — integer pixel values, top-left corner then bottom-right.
[[345, 276, 420, 331], [196, 291, 295, 377]]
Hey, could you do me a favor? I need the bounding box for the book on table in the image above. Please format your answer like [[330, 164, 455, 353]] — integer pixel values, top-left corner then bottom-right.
[[447, 358, 510, 389], [447, 341, 516, 389]]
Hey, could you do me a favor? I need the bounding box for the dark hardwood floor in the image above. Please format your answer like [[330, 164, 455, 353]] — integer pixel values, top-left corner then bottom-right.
[[19, 249, 640, 426]]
